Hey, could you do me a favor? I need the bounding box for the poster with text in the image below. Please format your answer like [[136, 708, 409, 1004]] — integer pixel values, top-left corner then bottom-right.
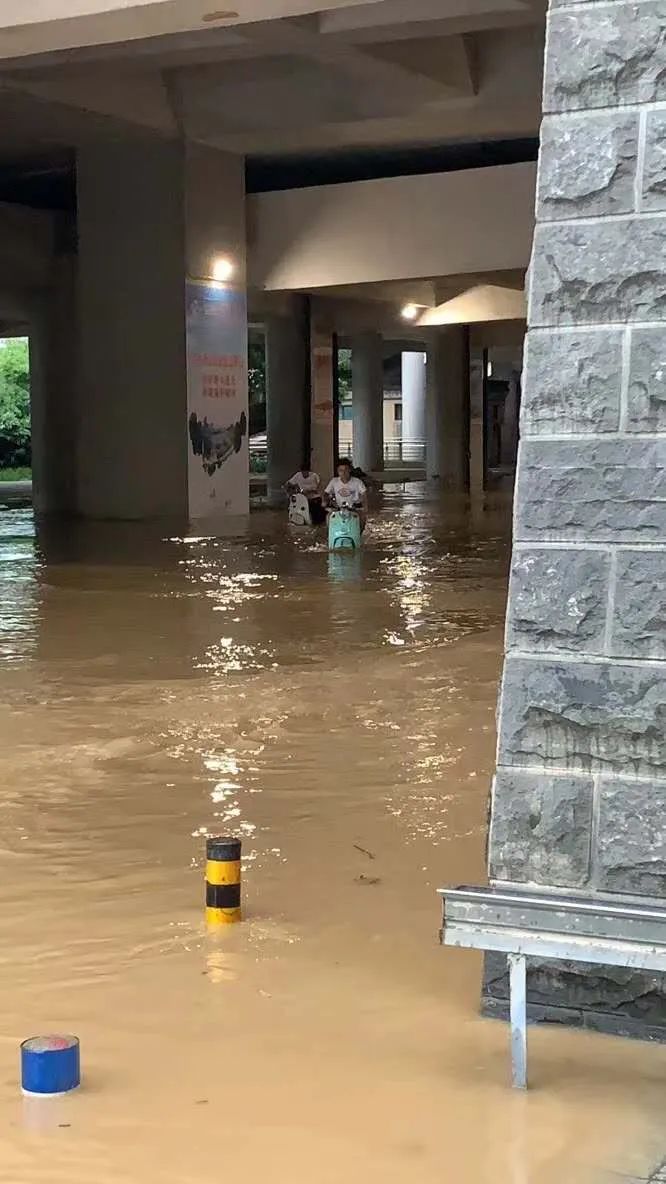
[[186, 279, 249, 518]]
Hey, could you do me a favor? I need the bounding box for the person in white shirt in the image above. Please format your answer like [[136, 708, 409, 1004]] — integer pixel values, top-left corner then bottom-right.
[[285, 464, 325, 523], [323, 458, 368, 529]]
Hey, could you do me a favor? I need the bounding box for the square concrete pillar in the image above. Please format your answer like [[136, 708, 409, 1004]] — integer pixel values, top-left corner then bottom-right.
[[425, 327, 470, 488], [351, 330, 383, 473], [265, 295, 309, 503], [76, 135, 247, 521], [310, 320, 336, 485], [29, 256, 78, 516]]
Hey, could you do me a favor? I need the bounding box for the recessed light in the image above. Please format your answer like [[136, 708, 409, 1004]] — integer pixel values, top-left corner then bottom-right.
[[201, 10, 239, 21], [212, 256, 234, 282]]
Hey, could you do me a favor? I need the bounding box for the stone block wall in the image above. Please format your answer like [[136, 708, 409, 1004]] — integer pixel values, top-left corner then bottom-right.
[[486, 0, 666, 1037]]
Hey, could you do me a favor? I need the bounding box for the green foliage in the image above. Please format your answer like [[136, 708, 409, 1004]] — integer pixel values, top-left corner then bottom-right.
[[249, 452, 267, 474], [338, 348, 352, 402], [0, 338, 31, 469], [248, 339, 266, 435], [0, 467, 31, 482], [248, 339, 265, 404]]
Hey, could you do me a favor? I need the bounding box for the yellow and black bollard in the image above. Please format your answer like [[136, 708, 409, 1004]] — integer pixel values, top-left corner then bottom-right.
[[205, 836, 242, 926]]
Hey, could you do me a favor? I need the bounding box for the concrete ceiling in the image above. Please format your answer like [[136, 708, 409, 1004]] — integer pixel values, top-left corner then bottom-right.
[[302, 269, 525, 305], [259, 267, 527, 336], [0, 0, 390, 59], [0, 0, 545, 162], [419, 281, 526, 324]]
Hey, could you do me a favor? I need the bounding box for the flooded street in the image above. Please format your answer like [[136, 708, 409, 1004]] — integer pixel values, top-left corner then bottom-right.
[[0, 486, 664, 1184]]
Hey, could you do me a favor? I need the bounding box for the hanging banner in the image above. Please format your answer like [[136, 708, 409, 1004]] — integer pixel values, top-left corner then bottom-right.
[[186, 279, 249, 518]]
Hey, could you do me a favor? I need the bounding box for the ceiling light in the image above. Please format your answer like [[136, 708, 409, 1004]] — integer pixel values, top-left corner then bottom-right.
[[212, 256, 234, 283], [401, 303, 419, 321]]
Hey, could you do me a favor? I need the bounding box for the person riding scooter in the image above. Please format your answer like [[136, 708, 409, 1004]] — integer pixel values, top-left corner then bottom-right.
[[323, 458, 367, 531], [285, 464, 325, 525]]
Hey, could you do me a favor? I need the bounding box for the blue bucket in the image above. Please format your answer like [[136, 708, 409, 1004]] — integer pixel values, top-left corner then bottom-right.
[[21, 1035, 81, 1097]]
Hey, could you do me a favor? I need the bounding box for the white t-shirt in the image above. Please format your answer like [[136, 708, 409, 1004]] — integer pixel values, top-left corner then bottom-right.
[[289, 471, 320, 494], [325, 476, 366, 507]]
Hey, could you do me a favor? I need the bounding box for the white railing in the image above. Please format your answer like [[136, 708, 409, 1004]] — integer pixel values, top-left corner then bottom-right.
[[249, 435, 427, 468], [339, 439, 426, 465]]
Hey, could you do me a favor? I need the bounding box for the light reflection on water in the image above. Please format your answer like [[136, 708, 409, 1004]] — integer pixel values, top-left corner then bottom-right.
[[0, 492, 511, 861], [0, 491, 509, 899], [0, 492, 661, 1184]]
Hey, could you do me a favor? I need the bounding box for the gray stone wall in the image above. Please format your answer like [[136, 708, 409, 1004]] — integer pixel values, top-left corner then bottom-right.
[[486, 0, 666, 1036]]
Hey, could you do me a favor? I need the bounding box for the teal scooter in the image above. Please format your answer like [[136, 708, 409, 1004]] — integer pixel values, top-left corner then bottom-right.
[[327, 503, 362, 550]]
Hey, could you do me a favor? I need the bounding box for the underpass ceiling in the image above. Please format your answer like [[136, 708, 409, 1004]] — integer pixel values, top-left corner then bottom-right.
[[304, 269, 525, 309], [0, 0, 545, 161], [0, 0, 390, 60]]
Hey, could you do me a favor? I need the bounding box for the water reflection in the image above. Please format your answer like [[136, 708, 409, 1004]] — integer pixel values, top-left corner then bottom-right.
[[0, 491, 662, 1184], [0, 509, 40, 663], [327, 550, 362, 584]]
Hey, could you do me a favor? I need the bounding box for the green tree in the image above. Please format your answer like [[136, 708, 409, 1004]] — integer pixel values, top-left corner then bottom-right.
[[338, 348, 352, 401], [0, 338, 31, 469], [248, 338, 266, 435]]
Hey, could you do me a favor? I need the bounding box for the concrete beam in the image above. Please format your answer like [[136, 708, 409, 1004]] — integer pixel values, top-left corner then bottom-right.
[[248, 163, 537, 290], [239, 16, 452, 103], [0, 0, 390, 61]]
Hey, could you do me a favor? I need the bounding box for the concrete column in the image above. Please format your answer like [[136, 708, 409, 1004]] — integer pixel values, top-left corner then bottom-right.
[[185, 143, 248, 520], [351, 330, 383, 472], [401, 350, 426, 460], [76, 136, 246, 520], [500, 371, 520, 469], [29, 256, 77, 515], [425, 339, 442, 481], [265, 302, 308, 504], [425, 327, 469, 488], [469, 348, 485, 498], [487, 0, 666, 1036], [310, 321, 335, 484]]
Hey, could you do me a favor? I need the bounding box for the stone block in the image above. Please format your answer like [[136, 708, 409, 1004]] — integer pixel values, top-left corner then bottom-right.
[[538, 113, 638, 220], [544, 4, 666, 113], [489, 769, 593, 886], [530, 220, 666, 327], [612, 549, 666, 659], [521, 329, 622, 435], [642, 110, 666, 211], [627, 328, 666, 432], [507, 548, 609, 653], [515, 438, 666, 544], [498, 655, 666, 778], [597, 777, 666, 895], [483, 951, 666, 1035]]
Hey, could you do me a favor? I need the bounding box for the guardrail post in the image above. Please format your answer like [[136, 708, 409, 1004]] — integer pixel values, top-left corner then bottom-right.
[[508, 953, 528, 1089]]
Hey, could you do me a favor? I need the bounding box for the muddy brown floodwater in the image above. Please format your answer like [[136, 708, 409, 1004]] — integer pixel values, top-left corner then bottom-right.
[[0, 485, 664, 1184]]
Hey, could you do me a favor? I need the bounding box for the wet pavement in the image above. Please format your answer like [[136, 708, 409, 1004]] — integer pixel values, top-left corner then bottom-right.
[[0, 484, 664, 1184]]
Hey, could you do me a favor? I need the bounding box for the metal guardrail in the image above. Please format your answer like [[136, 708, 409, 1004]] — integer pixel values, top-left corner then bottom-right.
[[439, 885, 666, 1089], [385, 440, 426, 463], [338, 439, 426, 464], [250, 437, 426, 467]]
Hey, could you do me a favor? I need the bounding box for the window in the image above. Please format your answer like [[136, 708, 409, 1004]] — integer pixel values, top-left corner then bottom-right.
[[394, 403, 402, 422], [339, 405, 353, 421]]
